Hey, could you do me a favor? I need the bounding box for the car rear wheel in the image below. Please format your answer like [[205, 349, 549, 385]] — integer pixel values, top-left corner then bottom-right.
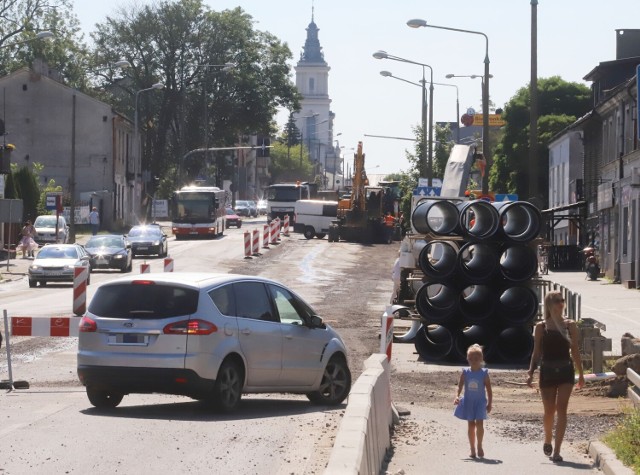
[[303, 226, 316, 240], [28, 279, 37, 288], [212, 359, 243, 412], [86, 387, 123, 408], [316, 233, 326, 240], [306, 355, 351, 405]]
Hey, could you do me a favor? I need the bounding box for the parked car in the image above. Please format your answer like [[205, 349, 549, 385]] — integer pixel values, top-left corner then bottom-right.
[[256, 200, 268, 215], [247, 200, 259, 217], [33, 215, 69, 244], [77, 273, 351, 411], [85, 234, 133, 272], [225, 208, 242, 228], [28, 243, 91, 288], [234, 200, 257, 218], [127, 225, 168, 257]]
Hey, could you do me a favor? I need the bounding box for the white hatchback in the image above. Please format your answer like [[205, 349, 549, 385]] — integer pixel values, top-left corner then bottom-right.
[[33, 215, 69, 244], [77, 273, 351, 411]]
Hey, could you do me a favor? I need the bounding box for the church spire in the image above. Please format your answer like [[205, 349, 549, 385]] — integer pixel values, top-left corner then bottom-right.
[[298, 2, 326, 65]]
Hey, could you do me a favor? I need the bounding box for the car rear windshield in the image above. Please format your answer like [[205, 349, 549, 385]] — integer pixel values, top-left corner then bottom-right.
[[88, 283, 199, 319]]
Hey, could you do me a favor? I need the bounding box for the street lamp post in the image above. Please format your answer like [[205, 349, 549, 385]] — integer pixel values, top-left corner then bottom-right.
[[133, 82, 163, 223], [373, 50, 434, 186], [446, 74, 493, 144], [381, 71, 460, 144], [0, 31, 54, 49], [408, 19, 490, 194], [69, 59, 131, 242]]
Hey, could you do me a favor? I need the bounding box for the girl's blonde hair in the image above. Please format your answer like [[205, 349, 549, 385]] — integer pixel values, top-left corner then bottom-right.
[[467, 343, 484, 360], [543, 290, 570, 340]]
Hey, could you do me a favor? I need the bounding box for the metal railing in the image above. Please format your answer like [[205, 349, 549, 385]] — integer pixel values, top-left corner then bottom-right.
[[628, 368, 640, 408]]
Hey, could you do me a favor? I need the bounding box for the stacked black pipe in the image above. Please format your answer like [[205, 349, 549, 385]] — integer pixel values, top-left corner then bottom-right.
[[410, 199, 541, 363]]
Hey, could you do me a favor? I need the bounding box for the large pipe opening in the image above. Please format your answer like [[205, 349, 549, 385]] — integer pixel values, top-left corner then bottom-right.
[[459, 285, 496, 324], [414, 324, 456, 361], [494, 201, 541, 242], [418, 240, 459, 280], [494, 326, 534, 363], [458, 200, 500, 240], [499, 244, 538, 282], [457, 242, 498, 283], [416, 282, 459, 324], [454, 325, 496, 362], [497, 286, 539, 325], [411, 199, 459, 235]]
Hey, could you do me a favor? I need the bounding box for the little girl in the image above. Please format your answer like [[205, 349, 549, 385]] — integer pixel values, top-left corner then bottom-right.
[[454, 344, 493, 458]]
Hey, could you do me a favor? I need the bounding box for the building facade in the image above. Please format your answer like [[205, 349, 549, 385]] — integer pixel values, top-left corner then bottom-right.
[[547, 30, 640, 285], [293, 11, 338, 186], [0, 64, 137, 230]]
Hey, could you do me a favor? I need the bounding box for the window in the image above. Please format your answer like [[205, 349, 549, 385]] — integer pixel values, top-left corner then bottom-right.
[[269, 285, 304, 325], [233, 282, 277, 322], [309, 77, 315, 93], [88, 284, 199, 319], [209, 284, 236, 316]]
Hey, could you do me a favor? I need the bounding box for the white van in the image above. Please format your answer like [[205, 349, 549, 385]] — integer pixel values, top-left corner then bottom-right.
[[294, 200, 338, 239]]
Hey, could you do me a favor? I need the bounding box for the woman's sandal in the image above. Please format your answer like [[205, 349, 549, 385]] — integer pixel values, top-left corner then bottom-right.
[[543, 444, 552, 456], [552, 454, 563, 463]]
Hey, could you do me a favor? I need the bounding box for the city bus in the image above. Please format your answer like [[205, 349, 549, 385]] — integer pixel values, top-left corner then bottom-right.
[[170, 186, 230, 239]]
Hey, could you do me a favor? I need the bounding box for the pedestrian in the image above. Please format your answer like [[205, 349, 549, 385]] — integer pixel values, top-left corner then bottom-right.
[[454, 343, 493, 459], [526, 290, 584, 463], [384, 211, 395, 244], [19, 220, 38, 258], [88, 207, 100, 235]]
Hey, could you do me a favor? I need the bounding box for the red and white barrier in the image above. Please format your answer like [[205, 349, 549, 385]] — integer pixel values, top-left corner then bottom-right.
[[270, 220, 278, 244], [252, 229, 260, 255], [243, 231, 252, 258], [140, 263, 150, 274], [263, 224, 270, 249], [283, 214, 290, 236], [11, 316, 79, 337], [73, 266, 89, 316], [164, 257, 174, 272], [275, 218, 281, 239]]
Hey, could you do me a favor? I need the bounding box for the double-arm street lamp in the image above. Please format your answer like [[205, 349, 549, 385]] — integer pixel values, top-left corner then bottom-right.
[[380, 70, 460, 144], [407, 18, 490, 194], [373, 50, 434, 186]]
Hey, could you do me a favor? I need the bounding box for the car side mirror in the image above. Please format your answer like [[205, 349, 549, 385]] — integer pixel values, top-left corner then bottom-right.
[[310, 315, 326, 329]]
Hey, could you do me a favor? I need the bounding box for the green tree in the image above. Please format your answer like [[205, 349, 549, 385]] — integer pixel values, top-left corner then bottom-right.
[[490, 76, 590, 204], [91, 0, 300, 189], [269, 141, 312, 183], [11, 165, 41, 221]]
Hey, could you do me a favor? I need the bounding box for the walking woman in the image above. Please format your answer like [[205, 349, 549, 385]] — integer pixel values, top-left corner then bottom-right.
[[526, 291, 584, 462]]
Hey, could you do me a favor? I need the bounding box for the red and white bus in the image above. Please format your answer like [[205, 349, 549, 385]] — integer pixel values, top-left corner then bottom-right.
[[171, 186, 230, 239]]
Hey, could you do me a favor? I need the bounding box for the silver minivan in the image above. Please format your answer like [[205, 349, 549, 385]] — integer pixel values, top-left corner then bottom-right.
[[77, 273, 351, 411]]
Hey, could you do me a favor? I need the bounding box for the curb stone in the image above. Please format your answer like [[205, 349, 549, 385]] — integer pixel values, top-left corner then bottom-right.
[[588, 440, 635, 475]]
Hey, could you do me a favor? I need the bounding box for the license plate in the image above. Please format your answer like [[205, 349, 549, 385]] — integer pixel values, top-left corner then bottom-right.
[[108, 334, 149, 346], [137, 246, 148, 250], [44, 271, 63, 276], [97, 258, 108, 265], [189, 230, 198, 234]]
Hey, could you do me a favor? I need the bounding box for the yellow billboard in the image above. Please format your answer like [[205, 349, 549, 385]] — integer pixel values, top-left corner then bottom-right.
[[472, 114, 506, 127]]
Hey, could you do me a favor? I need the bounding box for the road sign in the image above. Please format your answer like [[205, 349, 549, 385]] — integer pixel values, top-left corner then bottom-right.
[[472, 114, 506, 127], [495, 193, 519, 202], [418, 178, 443, 187], [413, 186, 441, 197], [45, 191, 63, 210]]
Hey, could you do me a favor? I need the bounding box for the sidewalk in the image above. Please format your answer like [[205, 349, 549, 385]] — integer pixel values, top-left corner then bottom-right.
[[545, 270, 640, 356]]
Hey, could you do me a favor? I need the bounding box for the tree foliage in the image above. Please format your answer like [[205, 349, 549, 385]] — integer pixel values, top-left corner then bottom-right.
[[90, 0, 300, 189], [489, 76, 590, 203], [268, 140, 312, 183]]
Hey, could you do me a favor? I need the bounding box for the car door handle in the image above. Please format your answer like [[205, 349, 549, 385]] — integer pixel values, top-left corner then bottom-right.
[[240, 328, 251, 335], [284, 334, 293, 339]]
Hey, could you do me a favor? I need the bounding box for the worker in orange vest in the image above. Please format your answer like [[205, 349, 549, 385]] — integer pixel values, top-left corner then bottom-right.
[[384, 212, 396, 244]]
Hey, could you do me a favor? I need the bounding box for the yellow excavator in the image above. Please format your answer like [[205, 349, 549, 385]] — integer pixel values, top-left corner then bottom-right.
[[328, 142, 397, 243]]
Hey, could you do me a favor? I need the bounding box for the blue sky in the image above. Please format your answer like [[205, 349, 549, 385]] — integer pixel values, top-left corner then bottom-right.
[[74, 0, 639, 176]]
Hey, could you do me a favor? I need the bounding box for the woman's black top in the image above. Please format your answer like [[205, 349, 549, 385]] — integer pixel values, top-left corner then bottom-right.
[[542, 322, 571, 361]]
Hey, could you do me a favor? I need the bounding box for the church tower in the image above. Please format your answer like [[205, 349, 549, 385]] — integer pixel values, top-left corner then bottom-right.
[[294, 6, 336, 179]]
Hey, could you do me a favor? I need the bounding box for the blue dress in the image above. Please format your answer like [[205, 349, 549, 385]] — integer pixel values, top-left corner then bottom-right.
[[454, 367, 488, 421]]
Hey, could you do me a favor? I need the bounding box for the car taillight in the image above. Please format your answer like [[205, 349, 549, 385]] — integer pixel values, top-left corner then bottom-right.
[[132, 280, 156, 285], [163, 319, 217, 335], [79, 316, 97, 332]]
